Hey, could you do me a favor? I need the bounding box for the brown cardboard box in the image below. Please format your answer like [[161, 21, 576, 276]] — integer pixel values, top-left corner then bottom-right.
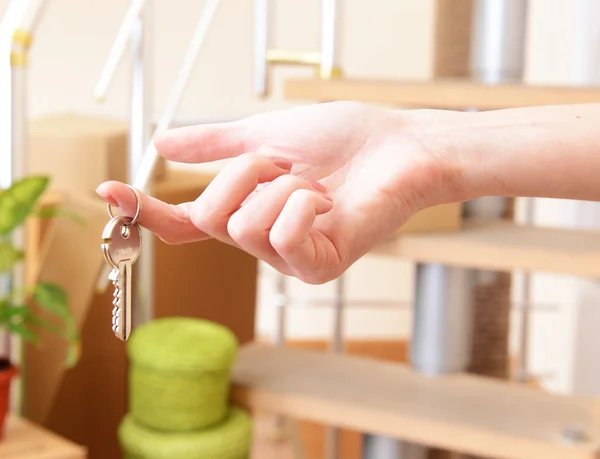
[[28, 114, 166, 193], [23, 169, 257, 459], [397, 203, 462, 234]]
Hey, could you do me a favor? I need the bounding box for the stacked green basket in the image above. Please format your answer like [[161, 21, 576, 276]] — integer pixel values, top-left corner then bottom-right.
[[118, 317, 253, 459]]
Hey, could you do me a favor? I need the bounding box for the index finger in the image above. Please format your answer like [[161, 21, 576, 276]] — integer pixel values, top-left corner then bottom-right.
[[154, 120, 249, 164], [95, 181, 208, 245]]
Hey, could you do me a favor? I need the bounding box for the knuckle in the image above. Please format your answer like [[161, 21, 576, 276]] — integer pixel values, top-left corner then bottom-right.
[[234, 152, 262, 170], [268, 227, 290, 252], [189, 201, 219, 233], [227, 211, 264, 244], [226, 212, 250, 241], [271, 174, 305, 189], [288, 188, 313, 203]]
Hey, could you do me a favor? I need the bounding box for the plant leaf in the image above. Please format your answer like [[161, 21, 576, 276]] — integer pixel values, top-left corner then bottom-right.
[[1, 304, 32, 320], [0, 282, 80, 368], [64, 341, 80, 368], [15, 306, 80, 368], [4, 321, 38, 341], [0, 176, 50, 235], [38, 316, 80, 368], [37, 207, 86, 226], [0, 242, 24, 273], [33, 282, 70, 319]]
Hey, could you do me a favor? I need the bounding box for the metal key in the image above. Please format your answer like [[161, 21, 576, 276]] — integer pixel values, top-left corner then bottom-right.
[[101, 215, 141, 341]]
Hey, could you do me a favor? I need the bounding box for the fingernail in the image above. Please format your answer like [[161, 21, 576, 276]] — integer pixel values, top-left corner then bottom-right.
[[95, 187, 119, 207], [310, 181, 332, 200], [271, 158, 293, 170], [310, 180, 328, 193]]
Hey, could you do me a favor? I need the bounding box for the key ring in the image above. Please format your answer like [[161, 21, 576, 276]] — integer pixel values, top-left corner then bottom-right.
[[106, 184, 143, 226]]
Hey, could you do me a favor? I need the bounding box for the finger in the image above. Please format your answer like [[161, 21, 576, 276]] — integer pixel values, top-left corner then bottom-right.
[[227, 175, 333, 263], [189, 153, 292, 245], [269, 189, 338, 283], [95, 181, 208, 245], [154, 120, 249, 163]]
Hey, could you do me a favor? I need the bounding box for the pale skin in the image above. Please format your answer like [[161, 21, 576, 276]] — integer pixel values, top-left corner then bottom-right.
[[95, 102, 600, 284]]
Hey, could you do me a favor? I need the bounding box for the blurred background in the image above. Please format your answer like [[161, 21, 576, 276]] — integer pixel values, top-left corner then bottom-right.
[[2, 1, 600, 459]]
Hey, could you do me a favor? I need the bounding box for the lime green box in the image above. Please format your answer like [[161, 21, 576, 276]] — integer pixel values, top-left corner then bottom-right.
[[127, 317, 238, 432], [119, 407, 252, 459]]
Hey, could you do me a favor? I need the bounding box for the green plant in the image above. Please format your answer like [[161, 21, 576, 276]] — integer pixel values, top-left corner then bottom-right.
[[0, 175, 81, 368]]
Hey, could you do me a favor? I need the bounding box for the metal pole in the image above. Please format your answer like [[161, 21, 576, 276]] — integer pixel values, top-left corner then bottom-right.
[[94, 0, 148, 102], [253, 0, 269, 97], [132, 0, 221, 191], [470, 0, 528, 84], [0, 0, 48, 414], [7, 25, 28, 415], [93, 0, 150, 292], [331, 275, 345, 355], [129, 0, 154, 327], [319, 0, 341, 79], [272, 271, 287, 434], [470, 0, 531, 385], [325, 274, 345, 459], [361, 2, 528, 458], [0, 0, 23, 408], [515, 198, 534, 383], [274, 272, 287, 347], [411, 266, 474, 376], [96, 0, 222, 289]]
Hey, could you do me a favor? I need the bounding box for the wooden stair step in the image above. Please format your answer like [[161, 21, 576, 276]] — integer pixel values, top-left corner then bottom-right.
[[284, 77, 600, 110], [232, 344, 600, 459], [373, 220, 600, 279]]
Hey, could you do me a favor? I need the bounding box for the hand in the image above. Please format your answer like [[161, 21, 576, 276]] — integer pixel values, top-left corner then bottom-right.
[[96, 102, 461, 284]]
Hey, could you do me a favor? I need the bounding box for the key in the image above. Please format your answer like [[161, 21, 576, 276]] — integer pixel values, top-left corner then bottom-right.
[[101, 215, 141, 341], [109, 267, 129, 339]]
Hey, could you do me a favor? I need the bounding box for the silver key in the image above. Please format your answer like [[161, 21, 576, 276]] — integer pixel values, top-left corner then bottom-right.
[[101, 215, 141, 341]]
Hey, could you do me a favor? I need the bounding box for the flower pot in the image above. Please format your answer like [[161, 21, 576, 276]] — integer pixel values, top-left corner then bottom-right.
[[0, 358, 18, 441]]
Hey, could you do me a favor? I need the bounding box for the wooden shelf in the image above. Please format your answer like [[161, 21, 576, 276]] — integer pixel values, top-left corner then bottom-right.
[[232, 344, 600, 459], [284, 78, 600, 110], [372, 221, 600, 279], [2, 415, 87, 459]]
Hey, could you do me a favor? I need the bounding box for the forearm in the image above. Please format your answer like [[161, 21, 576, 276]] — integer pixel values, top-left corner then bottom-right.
[[412, 104, 600, 203]]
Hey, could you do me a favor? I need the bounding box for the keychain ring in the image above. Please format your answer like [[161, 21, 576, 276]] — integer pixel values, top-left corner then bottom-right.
[[106, 184, 143, 226]]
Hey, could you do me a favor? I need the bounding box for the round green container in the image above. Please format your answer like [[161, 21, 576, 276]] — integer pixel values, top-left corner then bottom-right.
[[127, 317, 238, 432], [119, 407, 252, 459]]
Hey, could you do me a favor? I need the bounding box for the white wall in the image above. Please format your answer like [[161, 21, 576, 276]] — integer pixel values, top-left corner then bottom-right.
[[10, 0, 434, 120], [3, 0, 599, 393]]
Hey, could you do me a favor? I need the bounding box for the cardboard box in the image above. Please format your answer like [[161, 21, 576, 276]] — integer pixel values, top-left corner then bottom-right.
[[397, 203, 462, 234], [28, 113, 166, 194]]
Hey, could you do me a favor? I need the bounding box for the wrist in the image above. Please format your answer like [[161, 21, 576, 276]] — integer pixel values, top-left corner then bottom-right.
[[403, 103, 600, 206], [402, 108, 480, 205]]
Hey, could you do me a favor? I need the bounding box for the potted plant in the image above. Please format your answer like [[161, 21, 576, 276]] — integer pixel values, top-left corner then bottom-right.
[[0, 175, 80, 439]]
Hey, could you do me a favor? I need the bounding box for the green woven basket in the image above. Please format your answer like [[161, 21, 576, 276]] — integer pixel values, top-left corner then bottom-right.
[[119, 406, 253, 459], [127, 316, 238, 432]]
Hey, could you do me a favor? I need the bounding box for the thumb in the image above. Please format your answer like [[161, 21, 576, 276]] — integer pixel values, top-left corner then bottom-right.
[[154, 119, 251, 164]]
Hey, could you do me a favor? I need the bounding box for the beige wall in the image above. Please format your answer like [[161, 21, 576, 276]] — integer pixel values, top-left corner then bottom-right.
[[3, 0, 595, 393], [10, 0, 434, 120]]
